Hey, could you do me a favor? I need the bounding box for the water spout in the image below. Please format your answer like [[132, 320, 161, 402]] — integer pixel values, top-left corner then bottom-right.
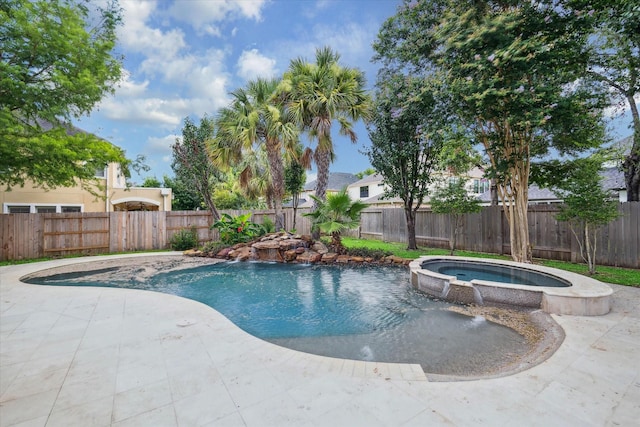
[[472, 287, 484, 305], [440, 281, 450, 299], [359, 345, 375, 361]]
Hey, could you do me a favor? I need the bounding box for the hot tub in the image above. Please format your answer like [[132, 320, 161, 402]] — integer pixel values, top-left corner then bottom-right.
[[409, 256, 612, 316]]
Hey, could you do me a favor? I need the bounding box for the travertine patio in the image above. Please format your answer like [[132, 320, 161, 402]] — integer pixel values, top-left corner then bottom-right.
[[1, 253, 638, 426]]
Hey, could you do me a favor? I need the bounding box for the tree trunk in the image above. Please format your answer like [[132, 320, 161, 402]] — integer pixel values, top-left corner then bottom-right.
[[497, 166, 531, 263], [449, 213, 460, 255], [404, 207, 417, 250], [623, 98, 640, 201], [490, 178, 499, 206], [266, 138, 285, 231], [312, 149, 332, 239]]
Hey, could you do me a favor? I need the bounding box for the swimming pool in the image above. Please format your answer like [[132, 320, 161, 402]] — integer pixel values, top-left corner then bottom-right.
[[24, 261, 534, 375]]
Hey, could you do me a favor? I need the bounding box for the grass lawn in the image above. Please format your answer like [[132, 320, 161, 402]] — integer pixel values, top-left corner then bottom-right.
[[341, 237, 640, 287]]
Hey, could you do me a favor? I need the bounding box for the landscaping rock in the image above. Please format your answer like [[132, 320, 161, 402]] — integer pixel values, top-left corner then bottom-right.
[[311, 242, 329, 254], [297, 250, 322, 264], [321, 253, 338, 263]]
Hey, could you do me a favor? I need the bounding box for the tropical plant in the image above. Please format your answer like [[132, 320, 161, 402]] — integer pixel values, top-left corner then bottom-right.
[[211, 213, 266, 245], [280, 46, 371, 238], [304, 189, 367, 254], [430, 180, 482, 255], [172, 116, 221, 220], [212, 78, 299, 231]]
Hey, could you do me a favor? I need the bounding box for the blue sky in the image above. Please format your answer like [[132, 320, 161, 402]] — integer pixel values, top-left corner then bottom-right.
[[73, 0, 401, 184], [73, 0, 636, 185]]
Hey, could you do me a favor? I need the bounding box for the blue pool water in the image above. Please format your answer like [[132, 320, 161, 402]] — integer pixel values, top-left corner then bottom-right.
[[422, 260, 571, 287], [25, 261, 531, 374]]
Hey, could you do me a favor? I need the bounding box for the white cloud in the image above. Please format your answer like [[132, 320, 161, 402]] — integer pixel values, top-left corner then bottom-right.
[[237, 49, 278, 80], [99, 97, 188, 128], [311, 22, 372, 61], [147, 134, 179, 155], [167, 0, 267, 32], [118, 1, 186, 58]]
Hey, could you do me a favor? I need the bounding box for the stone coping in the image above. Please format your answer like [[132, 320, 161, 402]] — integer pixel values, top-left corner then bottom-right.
[[409, 256, 613, 316]]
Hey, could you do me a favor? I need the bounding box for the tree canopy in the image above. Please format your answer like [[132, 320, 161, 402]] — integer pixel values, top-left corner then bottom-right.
[[375, 0, 608, 262], [0, 0, 128, 190], [172, 116, 221, 219], [280, 47, 371, 207], [570, 0, 640, 200], [365, 72, 448, 250]]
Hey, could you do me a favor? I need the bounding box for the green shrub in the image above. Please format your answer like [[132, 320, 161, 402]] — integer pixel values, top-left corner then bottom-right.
[[261, 216, 275, 233], [345, 247, 393, 260], [211, 213, 266, 245], [200, 241, 228, 255], [169, 227, 198, 251]]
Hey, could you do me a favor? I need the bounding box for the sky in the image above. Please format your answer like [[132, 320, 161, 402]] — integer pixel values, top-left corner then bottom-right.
[[73, 0, 401, 184], [73, 0, 637, 185]]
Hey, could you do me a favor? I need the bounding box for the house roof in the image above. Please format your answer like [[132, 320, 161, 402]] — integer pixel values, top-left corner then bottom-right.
[[601, 167, 626, 190], [348, 173, 384, 187], [477, 167, 625, 203], [304, 172, 358, 191]]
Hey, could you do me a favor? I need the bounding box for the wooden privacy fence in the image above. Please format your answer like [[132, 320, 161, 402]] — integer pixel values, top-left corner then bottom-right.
[[1, 203, 638, 268], [359, 203, 639, 268]]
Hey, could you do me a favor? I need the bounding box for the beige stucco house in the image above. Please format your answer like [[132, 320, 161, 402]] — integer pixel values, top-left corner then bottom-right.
[[2, 139, 172, 213]]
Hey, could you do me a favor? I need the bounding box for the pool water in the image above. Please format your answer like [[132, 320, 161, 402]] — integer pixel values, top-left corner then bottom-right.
[[26, 262, 531, 375], [422, 260, 571, 287]]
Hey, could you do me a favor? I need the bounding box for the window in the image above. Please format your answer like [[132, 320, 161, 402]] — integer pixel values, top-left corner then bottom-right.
[[360, 186, 369, 198], [36, 206, 57, 213], [473, 179, 491, 194], [61, 206, 81, 213], [95, 167, 106, 178], [7, 206, 31, 214]]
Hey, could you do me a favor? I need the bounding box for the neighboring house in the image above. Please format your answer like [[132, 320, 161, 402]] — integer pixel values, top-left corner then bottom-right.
[[347, 173, 386, 202], [476, 167, 626, 205], [1, 125, 172, 213], [347, 167, 489, 208], [298, 172, 359, 208]]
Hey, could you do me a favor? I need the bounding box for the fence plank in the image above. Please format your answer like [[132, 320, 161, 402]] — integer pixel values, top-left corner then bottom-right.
[[1, 203, 638, 267]]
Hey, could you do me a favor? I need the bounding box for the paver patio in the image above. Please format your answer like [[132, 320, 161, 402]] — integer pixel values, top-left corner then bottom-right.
[[1, 253, 638, 426]]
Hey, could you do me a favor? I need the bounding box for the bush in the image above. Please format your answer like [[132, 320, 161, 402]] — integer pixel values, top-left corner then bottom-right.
[[211, 213, 266, 245], [261, 216, 275, 233], [169, 227, 198, 251], [345, 247, 392, 260], [200, 241, 228, 255]]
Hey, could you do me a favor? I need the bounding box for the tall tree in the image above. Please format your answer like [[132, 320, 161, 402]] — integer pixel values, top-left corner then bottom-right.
[[430, 180, 482, 255], [375, 0, 607, 262], [280, 46, 372, 220], [534, 156, 620, 275], [366, 73, 447, 250], [284, 156, 306, 231], [0, 0, 128, 190], [213, 78, 298, 230], [568, 0, 640, 201], [172, 116, 221, 220]]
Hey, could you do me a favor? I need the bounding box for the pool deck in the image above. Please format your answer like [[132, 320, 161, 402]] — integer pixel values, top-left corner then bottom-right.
[[1, 253, 639, 426]]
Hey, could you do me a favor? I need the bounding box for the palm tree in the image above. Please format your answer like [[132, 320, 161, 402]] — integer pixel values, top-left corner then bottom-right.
[[304, 188, 367, 254], [280, 47, 371, 225], [211, 78, 298, 231]]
